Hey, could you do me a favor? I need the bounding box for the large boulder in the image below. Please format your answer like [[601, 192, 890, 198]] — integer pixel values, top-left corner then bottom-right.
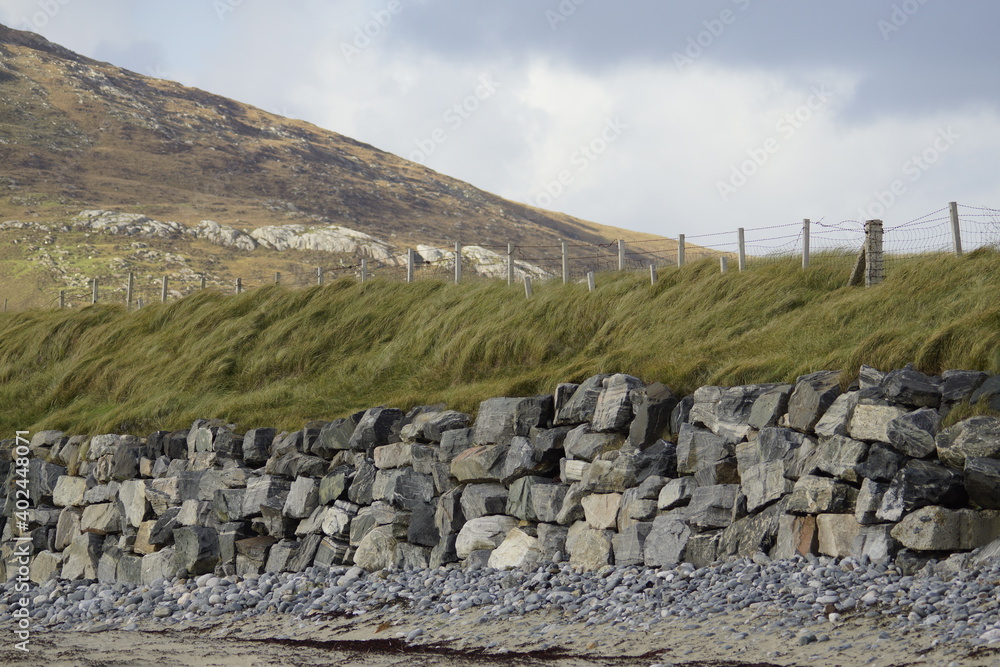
[[717, 498, 788, 559], [353, 526, 398, 571], [936, 417, 1000, 468], [644, 513, 692, 567], [741, 460, 793, 513], [627, 383, 678, 448], [348, 408, 404, 451], [786, 370, 842, 432], [591, 374, 645, 433], [886, 408, 940, 458], [941, 370, 989, 404], [964, 457, 1000, 510], [450, 445, 506, 483], [372, 468, 434, 508], [879, 367, 942, 408], [876, 460, 967, 522], [612, 522, 653, 566], [460, 483, 509, 520], [581, 493, 622, 531], [173, 526, 220, 575], [473, 396, 552, 445], [566, 522, 613, 571], [690, 384, 783, 442], [849, 403, 908, 443], [816, 514, 861, 558], [891, 506, 1000, 551], [786, 476, 852, 515], [686, 485, 739, 531], [455, 516, 518, 559], [676, 424, 733, 476], [488, 528, 541, 570], [563, 425, 625, 462], [555, 374, 609, 425]]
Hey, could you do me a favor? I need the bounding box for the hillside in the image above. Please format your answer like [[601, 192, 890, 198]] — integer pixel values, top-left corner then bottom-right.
[[0, 250, 997, 435], [0, 23, 682, 308]]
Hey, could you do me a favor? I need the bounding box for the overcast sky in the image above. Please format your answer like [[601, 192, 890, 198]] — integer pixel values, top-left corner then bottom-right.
[[3, 1, 999, 247]]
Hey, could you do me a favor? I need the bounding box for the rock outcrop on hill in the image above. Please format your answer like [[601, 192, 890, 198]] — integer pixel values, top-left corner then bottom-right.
[[4, 365, 1000, 585]]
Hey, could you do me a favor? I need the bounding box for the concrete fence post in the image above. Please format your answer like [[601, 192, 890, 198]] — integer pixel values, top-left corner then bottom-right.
[[406, 249, 415, 283], [738, 228, 746, 271], [507, 243, 514, 286], [274, 272, 280, 285], [649, 264, 657, 285], [126, 271, 134, 309], [587, 271, 595, 292], [200, 276, 207, 290], [524, 275, 533, 299], [618, 240, 625, 271], [361, 258, 368, 283], [561, 240, 568, 284], [720, 256, 728, 273], [59, 290, 65, 309], [92, 278, 98, 304], [864, 219, 884, 287], [802, 218, 811, 269], [161, 276, 168, 303], [317, 267, 324, 286], [949, 201, 963, 256], [136, 297, 143, 309], [454, 242, 462, 284], [677, 235, 686, 268]]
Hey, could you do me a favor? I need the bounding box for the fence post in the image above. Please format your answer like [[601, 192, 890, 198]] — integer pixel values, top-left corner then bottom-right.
[[737, 228, 746, 271], [126, 271, 134, 309], [649, 264, 657, 285], [560, 240, 568, 284], [524, 275, 533, 299], [137, 297, 143, 309], [587, 271, 595, 292], [161, 276, 168, 302], [406, 249, 414, 283], [454, 242, 462, 284], [507, 243, 514, 286], [677, 235, 685, 267], [949, 201, 963, 256], [720, 256, 728, 273], [361, 258, 368, 283], [92, 278, 98, 304], [274, 272, 280, 285], [59, 290, 65, 309], [3, 298, 6, 312], [200, 276, 207, 290], [317, 267, 323, 286], [618, 240, 625, 271], [864, 220, 884, 287], [802, 218, 811, 269], [236, 278, 242, 294]]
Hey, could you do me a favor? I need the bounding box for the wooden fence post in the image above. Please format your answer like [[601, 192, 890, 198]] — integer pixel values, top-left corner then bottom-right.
[[92, 278, 98, 304], [161, 276, 168, 303], [126, 271, 134, 309], [587, 271, 595, 292], [524, 275, 533, 299], [949, 201, 963, 256], [738, 228, 746, 271], [649, 264, 657, 285], [454, 242, 462, 284], [59, 290, 65, 309], [137, 297, 143, 309], [677, 235, 685, 268], [864, 219, 884, 287], [407, 249, 414, 283], [618, 240, 625, 271], [802, 218, 811, 269], [200, 276, 207, 290], [361, 258, 368, 283], [561, 240, 568, 284], [507, 243, 514, 286], [274, 272, 280, 285], [236, 278, 242, 294]]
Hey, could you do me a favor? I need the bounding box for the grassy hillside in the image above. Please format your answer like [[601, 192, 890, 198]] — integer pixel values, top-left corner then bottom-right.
[[0, 250, 998, 436]]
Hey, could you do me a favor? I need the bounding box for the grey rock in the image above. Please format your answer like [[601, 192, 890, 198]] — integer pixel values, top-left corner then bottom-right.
[[581, 492, 622, 530], [241, 476, 291, 519], [318, 468, 352, 505], [500, 436, 553, 483], [855, 478, 890, 524], [529, 425, 573, 462], [536, 523, 569, 560], [265, 451, 327, 479], [353, 526, 399, 571], [28, 459, 65, 504], [530, 484, 568, 524], [348, 407, 404, 451], [555, 483, 588, 525], [473, 395, 552, 445], [886, 407, 941, 458], [942, 369, 989, 403], [555, 374, 609, 425], [578, 456, 637, 493], [690, 384, 783, 442], [670, 395, 694, 436], [644, 513, 692, 567], [718, 497, 788, 559], [406, 501, 439, 547], [880, 367, 942, 408], [891, 506, 1000, 551], [54, 507, 82, 551], [633, 439, 678, 482], [218, 522, 251, 564], [612, 522, 653, 566], [53, 475, 87, 508], [148, 507, 181, 546], [455, 516, 518, 559], [851, 524, 900, 562], [591, 373, 644, 433], [314, 536, 353, 568], [815, 434, 869, 483], [742, 460, 794, 513], [693, 457, 739, 487], [787, 370, 842, 433], [283, 476, 319, 519], [857, 443, 906, 482], [435, 488, 465, 536], [450, 444, 506, 483], [116, 479, 150, 528], [61, 533, 103, 580], [372, 468, 434, 508], [859, 364, 886, 393], [937, 417, 1000, 468], [140, 546, 177, 584], [563, 424, 625, 462], [347, 459, 377, 506], [172, 526, 220, 575], [80, 503, 121, 536], [876, 460, 967, 522], [288, 533, 323, 571], [566, 522, 613, 571], [747, 385, 794, 430], [400, 410, 471, 443], [676, 424, 733, 476], [438, 427, 473, 462], [773, 514, 819, 559], [816, 513, 862, 558], [488, 528, 541, 570], [686, 484, 740, 531], [964, 457, 1000, 510], [787, 476, 851, 515], [460, 483, 509, 520], [350, 503, 406, 546], [395, 543, 431, 570], [506, 476, 551, 522], [814, 391, 860, 438], [849, 403, 909, 443], [627, 382, 678, 448], [430, 534, 459, 568], [658, 477, 698, 511], [373, 442, 419, 469], [686, 531, 722, 568], [314, 413, 363, 457]]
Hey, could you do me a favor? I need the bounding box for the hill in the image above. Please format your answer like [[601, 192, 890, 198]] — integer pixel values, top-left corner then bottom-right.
[[0, 23, 680, 308], [0, 250, 997, 435]]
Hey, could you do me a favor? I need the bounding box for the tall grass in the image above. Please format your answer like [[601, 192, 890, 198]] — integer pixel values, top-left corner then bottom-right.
[[0, 250, 997, 435]]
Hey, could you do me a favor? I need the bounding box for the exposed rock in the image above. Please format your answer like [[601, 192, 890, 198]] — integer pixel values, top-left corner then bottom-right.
[[816, 514, 861, 558], [773, 514, 819, 559], [455, 516, 518, 559], [686, 485, 739, 531], [742, 460, 793, 513], [566, 521, 613, 571], [563, 425, 624, 462], [718, 498, 787, 559], [241, 476, 291, 519], [555, 374, 609, 425], [891, 506, 1000, 551], [856, 443, 906, 483], [879, 367, 942, 408], [612, 522, 653, 566], [942, 370, 989, 403], [658, 477, 698, 511], [676, 424, 733, 475], [348, 408, 404, 451], [314, 414, 363, 457], [460, 483, 508, 520], [353, 526, 398, 571], [591, 374, 644, 432], [644, 513, 692, 567], [173, 526, 220, 575], [450, 444, 506, 483], [61, 533, 103, 580], [529, 425, 572, 461], [531, 484, 568, 524], [438, 428, 473, 463], [53, 475, 87, 507], [627, 383, 678, 448], [849, 403, 908, 443], [691, 384, 783, 442], [969, 376, 1000, 410], [141, 546, 177, 584], [937, 417, 1000, 468], [347, 459, 377, 506], [876, 460, 967, 522], [406, 502, 438, 547], [118, 480, 150, 528], [500, 436, 552, 483], [400, 411, 470, 443], [487, 528, 541, 570], [964, 457, 1000, 510], [787, 370, 842, 432], [250, 223, 397, 262], [851, 524, 900, 562], [372, 468, 434, 508], [283, 476, 319, 519], [787, 476, 851, 515], [815, 435, 869, 483], [80, 503, 121, 535], [747, 385, 794, 430], [886, 408, 941, 458], [506, 476, 551, 522], [473, 396, 552, 445], [855, 478, 889, 525], [582, 493, 622, 531], [434, 488, 465, 537]]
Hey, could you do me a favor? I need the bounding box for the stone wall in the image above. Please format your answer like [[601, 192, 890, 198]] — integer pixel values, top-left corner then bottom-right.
[[3, 365, 1000, 585]]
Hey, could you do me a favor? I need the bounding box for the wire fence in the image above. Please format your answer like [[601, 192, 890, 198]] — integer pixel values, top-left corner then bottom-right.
[[33, 202, 1000, 310]]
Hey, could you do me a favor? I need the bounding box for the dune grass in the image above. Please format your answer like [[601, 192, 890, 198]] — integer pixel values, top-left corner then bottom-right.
[[0, 249, 997, 436]]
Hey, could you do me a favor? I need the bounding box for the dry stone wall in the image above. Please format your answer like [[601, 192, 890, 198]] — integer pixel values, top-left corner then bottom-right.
[[4, 365, 1000, 585]]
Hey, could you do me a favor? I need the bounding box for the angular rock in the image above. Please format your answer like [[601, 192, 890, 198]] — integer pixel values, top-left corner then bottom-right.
[[855, 478, 890, 525], [372, 468, 435, 508], [242, 428, 277, 466], [61, 533, 103, 580], [566, 522, 613, 571], [856, 443, 906, 482], [348, 407, 404, 451], [30, 551, 63, 584], [742, 460, 793, 513], [348, 459, 377, 506], [591, 374, 644, 433], [817, 514, 861, 558], [686, 485, 739, 531], [555, 374, 609, 425], [578, 456, 637, 494], [676, 424, 733, 475], [942, 370, 989, 403], [891, 506, 1000, 551], [581, 493, 622, 531], [54, 507, 82, 551], [686, 531, 722, 568], [617, 485, 659, 532], [555, 483, 589, 525], [936, 417, 1000, 468], [455, 516, 518, 559], [964, 457, 1000, 510], [644, 513, 692, 567], [876, 460, 966, 522], [787, 370, 842, 432], [747, 385, 794, 430], [430, 534, 459, 568], [318, 468, 351, 505], [851, 524, 900, 562], [314, 413, 363, 456], [787, 476, 851, 515], [879, 367, 942, 408], [561, 458, 588, 483], [148, 508, 181, 546], [435, 488, 465, 537], [563, 425, 624, 462], [140, 546, 177, 584], [500, 436, 552, 483], [401, 410, 471, 443], [849, 403, 909, 443], [815, 435, 869, 483], [80, 503, 121, 536], [53, 476, 87, 508], [531, 484, 568, 524], [283, 476, 319, 519], [373, 443, 417, 469], [450, 444, 506, 483], [612, 522, 653, 566], [406, 502, 439, 547], [658, 477, 698, 511], [241, 476, 291, 519], [693, 457, 739, 487], [529, 425, 572, 462], [488, 528, 541, 570], [118, 479, 150, 528], [473, 395, 552, 445], [718, 498, 788, 559], [814, 391, 860, 439], [173, 526, 220, 575], [886, 407, 940, 458], [506, 476, 550, 522], [627, 382, 678, 448], [460, 483, 509, 520], [773, 514, 819, 559], [438, 427, 473, 463]]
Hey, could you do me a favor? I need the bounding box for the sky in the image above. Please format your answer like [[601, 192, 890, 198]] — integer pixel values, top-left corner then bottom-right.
[[2, 0, 999, 246]]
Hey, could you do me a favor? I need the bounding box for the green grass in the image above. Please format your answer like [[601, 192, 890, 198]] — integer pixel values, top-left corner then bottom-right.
[[0, 249, 998, 436]]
